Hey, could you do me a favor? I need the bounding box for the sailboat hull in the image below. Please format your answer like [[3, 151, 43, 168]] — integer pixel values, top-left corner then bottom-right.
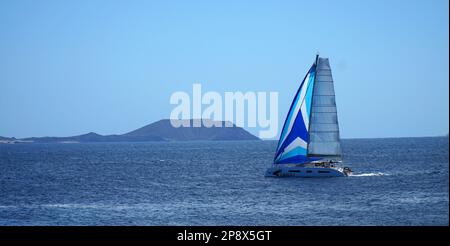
[[265, 166, 349, 177]]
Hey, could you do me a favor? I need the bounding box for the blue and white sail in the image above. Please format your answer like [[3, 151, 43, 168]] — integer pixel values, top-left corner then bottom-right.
[[274, 56, 342, 165]]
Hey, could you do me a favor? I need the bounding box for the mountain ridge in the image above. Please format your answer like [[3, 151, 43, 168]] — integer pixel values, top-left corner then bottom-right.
[[1, 119, 259, 143]]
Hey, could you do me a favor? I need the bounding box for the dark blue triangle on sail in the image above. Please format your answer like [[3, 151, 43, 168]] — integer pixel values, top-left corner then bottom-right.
[[274, 63, 319, 164]]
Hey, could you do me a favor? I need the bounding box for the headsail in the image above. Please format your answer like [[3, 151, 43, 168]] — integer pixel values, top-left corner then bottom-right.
[[274, 56, 342, 165], [274, 61, 318, 164]]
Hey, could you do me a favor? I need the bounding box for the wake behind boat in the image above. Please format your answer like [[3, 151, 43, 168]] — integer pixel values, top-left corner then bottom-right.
[[266, 55, 352, 177]]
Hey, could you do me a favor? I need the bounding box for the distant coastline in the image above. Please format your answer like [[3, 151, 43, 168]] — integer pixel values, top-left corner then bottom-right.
[[337, 135, 449, 140], [0, 119, 260, 144], [1, 123, 447, 144]]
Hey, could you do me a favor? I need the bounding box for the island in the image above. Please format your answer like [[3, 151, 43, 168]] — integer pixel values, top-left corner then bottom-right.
[[0, 119, 260, 144]]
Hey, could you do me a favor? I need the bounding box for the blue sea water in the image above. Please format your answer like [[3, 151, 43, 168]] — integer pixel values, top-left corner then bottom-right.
[[0, 137, 448, 225]]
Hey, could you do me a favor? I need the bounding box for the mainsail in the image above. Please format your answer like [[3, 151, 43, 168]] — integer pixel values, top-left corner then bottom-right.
[[308, 58, 342, 158], [274, 56, 342, 165]]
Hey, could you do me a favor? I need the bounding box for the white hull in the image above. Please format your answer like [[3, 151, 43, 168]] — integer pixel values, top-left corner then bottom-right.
[[265, 165, 351, 178]]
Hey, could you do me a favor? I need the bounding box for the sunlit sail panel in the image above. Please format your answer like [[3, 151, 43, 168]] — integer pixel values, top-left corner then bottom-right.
[[307, 58, 342, 159]]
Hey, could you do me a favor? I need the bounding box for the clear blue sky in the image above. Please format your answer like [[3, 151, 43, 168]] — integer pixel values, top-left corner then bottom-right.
[[0, 0, 448, 139]]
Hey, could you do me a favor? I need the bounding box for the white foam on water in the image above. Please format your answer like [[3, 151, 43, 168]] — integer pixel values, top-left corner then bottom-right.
[[44, 204, 103, 209], [350, 172, 389, 177]]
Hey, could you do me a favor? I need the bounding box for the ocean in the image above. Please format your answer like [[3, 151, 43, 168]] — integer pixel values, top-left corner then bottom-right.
[[0, 137, 448, 225]]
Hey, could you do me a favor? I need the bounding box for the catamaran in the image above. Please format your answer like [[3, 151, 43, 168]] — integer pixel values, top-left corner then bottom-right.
[[265, 55, 352, 177]]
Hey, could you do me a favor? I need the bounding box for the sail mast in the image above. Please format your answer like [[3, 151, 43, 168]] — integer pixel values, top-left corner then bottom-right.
[[306, 54, 319, 155]]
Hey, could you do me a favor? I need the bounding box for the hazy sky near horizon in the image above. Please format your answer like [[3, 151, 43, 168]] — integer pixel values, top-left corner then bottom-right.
[[0, 0, 448, 139]]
